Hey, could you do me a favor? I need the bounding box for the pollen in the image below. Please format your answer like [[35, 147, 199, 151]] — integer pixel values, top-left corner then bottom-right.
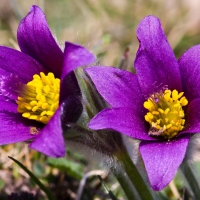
[[17, 72, 60, 124], [144, 89, 188, 139]]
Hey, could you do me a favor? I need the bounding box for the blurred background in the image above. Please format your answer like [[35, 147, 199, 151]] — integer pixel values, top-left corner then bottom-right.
[[1, 0, 200, 199], [1, 0, 200, 68]]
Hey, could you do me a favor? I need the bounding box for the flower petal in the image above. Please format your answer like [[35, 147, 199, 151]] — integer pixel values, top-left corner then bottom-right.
[[62, 42, 95, 79], [135, 16, 181, 97], [0, 74, 24, 100], [139, 136, 190, 191], [61, 95, 83, 131], [29, 102, 65, 158], [0, 46, 46, 84], [59, 72, 80, 103], [0, 110, 36, 144], [179, 45, 200, 102], [17, 5, 63, 77], [89, 107, 155, 141], [85, 66, 144, 108], [0, 96, 18, 112], [180, 98, 200, 135], [60, 43, 95, 102]]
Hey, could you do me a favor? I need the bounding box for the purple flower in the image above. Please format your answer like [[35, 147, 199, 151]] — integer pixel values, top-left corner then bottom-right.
[[0, 5, 95, 157], [85, 16, 200, 190]]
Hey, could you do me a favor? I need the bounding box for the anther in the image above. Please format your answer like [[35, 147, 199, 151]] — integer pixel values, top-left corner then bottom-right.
[[144, 89, 188, 139], [17, 72, 60, 124]]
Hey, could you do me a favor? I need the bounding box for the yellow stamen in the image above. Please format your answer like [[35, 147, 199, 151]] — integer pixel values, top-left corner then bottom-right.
[[17, 72, 60, 124], [143, 89, 188, 139]]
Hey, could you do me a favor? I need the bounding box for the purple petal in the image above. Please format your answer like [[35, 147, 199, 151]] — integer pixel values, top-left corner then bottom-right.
[[0, 74, 24, 100], [62, 42, 95, 79], [60, 43, 95, 102], [139, 136, 190, 191], [0, 46, 46, 84], [29, 103, 65, 158], [0, 110, 36, 145], [17, 5, 63, 77], [180, 98, 200, 135], [85, 66, 144, 109], [59, 72, 80, 103], [0, 96, 18, 112], [89, 107, 155, 141], [61, 95, 83, 131], [135, 16, 182, 97], [179, 45, 200, 102]]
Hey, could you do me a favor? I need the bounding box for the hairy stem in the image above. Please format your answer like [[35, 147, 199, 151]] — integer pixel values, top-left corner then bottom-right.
[[115, 150, 154, 200]]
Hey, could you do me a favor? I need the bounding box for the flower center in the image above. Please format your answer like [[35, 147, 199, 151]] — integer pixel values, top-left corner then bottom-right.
[[17, 72, 60, 124], [143, 89, 188, 139]]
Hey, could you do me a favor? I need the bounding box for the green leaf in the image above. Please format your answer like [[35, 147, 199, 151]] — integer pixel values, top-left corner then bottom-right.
[[97, 175, 118, 200], [47, 157, 84, 180], [0, 180, 4, 190], [181, 161, 200, 200], [8, 156, 56, 200], [33, 162, 46, 177]]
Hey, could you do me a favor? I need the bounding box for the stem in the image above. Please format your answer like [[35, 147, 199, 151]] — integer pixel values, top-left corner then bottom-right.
[[111, 166, 141, 200], [115, 151, 154, 200], [168, 180, 180, 199], [97, 175, 118, 200], [180, 162, 200, 200]]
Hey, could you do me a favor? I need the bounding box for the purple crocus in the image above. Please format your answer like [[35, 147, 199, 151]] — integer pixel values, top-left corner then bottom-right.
[[85, 16, 200, 190], [0, 5, 95, 157]]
